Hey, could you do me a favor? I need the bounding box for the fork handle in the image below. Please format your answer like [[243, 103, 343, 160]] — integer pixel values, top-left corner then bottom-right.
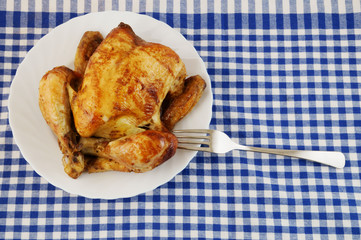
[[237, 145, 345, 168]]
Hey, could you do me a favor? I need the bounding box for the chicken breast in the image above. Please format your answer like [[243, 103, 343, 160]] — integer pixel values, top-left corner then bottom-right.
[[70, 23, 187, 139]]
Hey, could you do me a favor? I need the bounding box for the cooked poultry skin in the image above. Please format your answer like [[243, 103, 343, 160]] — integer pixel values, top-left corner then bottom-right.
[[85, 156, 131, 173], [161, 75, 206, 130], [71, 23, 187, 139], [38, 66, 85, 179], [74, 31, 103, 76], [80, 130, 178, 173], [39, 22, 206, 177]]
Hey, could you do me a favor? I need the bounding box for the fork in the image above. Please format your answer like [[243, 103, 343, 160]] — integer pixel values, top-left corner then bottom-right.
[[173, 129, 346, 168]]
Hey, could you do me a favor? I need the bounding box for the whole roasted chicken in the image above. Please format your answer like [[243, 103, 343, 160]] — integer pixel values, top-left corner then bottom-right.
[[38, 23, 206, 178]]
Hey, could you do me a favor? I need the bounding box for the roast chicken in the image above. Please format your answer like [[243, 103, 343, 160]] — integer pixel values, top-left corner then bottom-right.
[[39, 22, 206, 178]]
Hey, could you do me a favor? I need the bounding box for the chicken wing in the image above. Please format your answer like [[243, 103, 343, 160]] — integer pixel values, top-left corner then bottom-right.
[[161, 75, 206, 130], [74, 31, 103, 75]]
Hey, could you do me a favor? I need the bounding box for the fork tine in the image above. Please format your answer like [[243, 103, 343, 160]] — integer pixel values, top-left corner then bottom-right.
[[173, 129, 212, 140], [173, 129, 213, 152], [176, 135, 210, 140], [177, 139, 210, 145], [173, 129, 212, 134], [177, 145, 212, 152]]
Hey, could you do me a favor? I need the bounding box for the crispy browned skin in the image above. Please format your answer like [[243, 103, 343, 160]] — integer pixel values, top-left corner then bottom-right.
[[71, 23, 186, 139], [161, 75, 206, 130], [85, 156, 130, 173], [74, 31, 103, 75], [80, 130, 178, 173], [39, 66, 85, 179]]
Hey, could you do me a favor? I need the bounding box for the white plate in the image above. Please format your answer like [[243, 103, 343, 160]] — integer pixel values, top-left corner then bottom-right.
[[8, 11, 213, 199]]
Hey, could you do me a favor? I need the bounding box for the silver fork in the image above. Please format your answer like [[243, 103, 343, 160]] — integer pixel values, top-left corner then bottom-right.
[[173, 129, 345, 168]]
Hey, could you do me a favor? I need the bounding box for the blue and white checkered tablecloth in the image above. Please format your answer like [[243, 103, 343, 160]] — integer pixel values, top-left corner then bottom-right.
[[2, 0, 361, 239]]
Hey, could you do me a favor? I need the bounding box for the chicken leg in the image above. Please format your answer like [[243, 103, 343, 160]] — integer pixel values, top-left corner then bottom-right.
[[39, 66, 85, 179], [80, 130, 178, 173], [85, 156, 131, 173]]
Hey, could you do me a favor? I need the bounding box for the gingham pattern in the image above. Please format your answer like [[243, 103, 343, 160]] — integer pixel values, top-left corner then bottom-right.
[[1, 0, 361, 239]]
